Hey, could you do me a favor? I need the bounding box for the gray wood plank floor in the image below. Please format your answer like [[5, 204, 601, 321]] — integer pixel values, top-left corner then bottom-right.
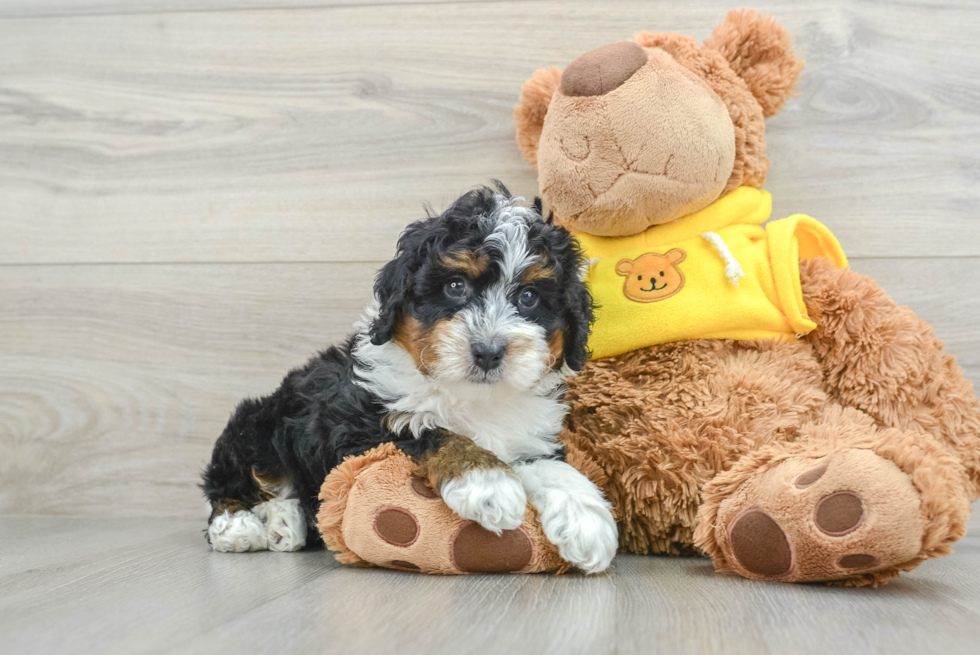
[[3, 1, 980, 651], [2, 509, 979, 655]]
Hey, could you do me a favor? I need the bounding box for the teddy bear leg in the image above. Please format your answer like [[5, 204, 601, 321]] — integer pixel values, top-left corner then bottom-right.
[[800, 257, 980, 501], [694, 406, 971, 586], [316, 444, 567, 574]]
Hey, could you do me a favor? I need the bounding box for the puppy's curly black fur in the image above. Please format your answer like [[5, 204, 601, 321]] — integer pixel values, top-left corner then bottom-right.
[[201, 184, 594, 550]]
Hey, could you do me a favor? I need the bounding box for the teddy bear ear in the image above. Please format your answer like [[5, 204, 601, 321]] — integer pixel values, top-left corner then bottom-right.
[[514, 66, 562, 167], [704, 9, 805, 118], [615, 259, 633, 276]]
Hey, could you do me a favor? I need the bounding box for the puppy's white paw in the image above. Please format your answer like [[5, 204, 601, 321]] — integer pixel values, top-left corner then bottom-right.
[[253, 498, 307, 552], [515, 459, 618, 574], [208, 510, 268, 552], [440, 469, 527, 535], [537, 495, 618, 574]]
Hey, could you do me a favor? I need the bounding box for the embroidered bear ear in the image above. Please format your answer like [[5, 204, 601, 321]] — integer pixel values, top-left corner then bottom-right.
[[514, 66, 563, 167], [615, 259, 634, 276], [704, 9, 804, 118], [666, 248, 686, 265]]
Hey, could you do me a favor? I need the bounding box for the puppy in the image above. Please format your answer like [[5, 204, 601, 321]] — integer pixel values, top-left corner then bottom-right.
[[201, 184, 618, 573]]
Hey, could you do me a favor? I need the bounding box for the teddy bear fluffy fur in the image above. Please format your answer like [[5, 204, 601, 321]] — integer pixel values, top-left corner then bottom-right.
[[515, 9, 980, 585]]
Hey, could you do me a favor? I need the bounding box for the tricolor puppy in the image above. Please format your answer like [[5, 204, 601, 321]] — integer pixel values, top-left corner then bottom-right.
[[201, 185, 618, 573]]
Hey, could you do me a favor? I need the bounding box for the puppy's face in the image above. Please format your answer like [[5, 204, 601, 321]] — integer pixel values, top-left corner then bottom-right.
[[370, 186, 594, 389]]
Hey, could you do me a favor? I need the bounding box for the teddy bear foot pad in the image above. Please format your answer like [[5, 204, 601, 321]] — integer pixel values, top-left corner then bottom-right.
[[714, 449, 925, 583], [317, 444, 567, 574]]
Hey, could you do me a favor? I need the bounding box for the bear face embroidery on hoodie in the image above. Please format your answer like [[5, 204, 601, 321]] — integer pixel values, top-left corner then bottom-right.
[[615, 249, 687, 302]]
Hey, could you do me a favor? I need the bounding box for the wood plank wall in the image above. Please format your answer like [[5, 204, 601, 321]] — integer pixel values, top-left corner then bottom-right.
[[2, 0, 979, 518]]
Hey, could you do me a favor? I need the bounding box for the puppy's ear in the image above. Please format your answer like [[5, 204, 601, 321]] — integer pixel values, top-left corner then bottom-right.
[[369, 254, 412, 346], [515, 66, 562, 167], [371, 220, 429, 345], [563, 278, 594, 372], [560, 244, 595, 372]]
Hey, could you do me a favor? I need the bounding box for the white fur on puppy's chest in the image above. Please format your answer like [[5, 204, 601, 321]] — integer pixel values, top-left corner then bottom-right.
[[354, 332, 569, 464]]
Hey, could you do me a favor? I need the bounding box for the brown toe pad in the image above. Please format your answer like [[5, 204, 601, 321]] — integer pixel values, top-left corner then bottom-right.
[[728, 508, 792, 578], [452, 524, 533, 573]]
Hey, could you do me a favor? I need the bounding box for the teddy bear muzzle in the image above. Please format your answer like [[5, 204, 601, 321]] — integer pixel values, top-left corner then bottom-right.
[[560, 41, 648, 97]]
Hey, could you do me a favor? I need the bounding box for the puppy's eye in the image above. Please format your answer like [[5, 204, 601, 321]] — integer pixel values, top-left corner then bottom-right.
[[518, 288, 539, 309], [444, 277, 469, 300]]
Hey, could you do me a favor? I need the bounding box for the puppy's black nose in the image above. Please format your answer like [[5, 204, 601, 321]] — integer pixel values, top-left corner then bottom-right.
[[471, 342, 505, 373]]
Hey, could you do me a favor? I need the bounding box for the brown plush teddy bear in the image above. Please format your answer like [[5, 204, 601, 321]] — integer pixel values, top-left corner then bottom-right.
[[512, 8, 980, 585], [318, 8, 980, 585]]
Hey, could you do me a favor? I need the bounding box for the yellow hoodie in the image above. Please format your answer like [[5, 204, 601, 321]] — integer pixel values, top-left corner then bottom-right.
[[572, 187, 847, 360]]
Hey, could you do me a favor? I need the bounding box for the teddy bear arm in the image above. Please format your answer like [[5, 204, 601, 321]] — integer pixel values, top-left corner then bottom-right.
[[800, 257, 980, 501]]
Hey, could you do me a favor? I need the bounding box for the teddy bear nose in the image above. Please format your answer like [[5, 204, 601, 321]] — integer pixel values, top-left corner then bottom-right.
[[560, 41, 648, 97]]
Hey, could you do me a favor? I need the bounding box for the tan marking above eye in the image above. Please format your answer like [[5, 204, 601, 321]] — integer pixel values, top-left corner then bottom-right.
[[522, 262, 556, 284], [440, 250, 489, 277]]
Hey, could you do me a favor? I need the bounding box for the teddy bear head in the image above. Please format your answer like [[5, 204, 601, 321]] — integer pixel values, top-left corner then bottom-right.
[[514, 9, 804, 237]]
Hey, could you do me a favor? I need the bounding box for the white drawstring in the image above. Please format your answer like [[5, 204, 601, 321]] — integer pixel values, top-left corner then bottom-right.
[[580, 257, 601, 280], [701, 232, 746, 287]]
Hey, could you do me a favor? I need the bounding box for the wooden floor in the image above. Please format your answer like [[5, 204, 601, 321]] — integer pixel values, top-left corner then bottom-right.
[[3, 0, 980, 652], [0, 510, 977, 655]]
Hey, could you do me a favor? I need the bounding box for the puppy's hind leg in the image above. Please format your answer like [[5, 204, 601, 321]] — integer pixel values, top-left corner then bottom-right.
[[207, 501, 269, 553], [251, 480, 307, 553], [206, 477, 308, 553], [202, 397, 306, 552]]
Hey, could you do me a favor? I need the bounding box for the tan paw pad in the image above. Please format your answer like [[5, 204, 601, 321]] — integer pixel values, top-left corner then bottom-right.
[[331, 451, 566, 574], [717, 449, 925, 582]]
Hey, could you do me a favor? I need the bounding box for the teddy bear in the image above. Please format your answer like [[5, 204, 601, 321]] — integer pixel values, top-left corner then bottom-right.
[[511, 8, 980, 585], [317, 8, 980, 585]]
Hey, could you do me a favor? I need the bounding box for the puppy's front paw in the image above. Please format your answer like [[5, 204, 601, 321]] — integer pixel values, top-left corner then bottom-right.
[[440, 469, 527, 535], [538, 496, 618, 574]]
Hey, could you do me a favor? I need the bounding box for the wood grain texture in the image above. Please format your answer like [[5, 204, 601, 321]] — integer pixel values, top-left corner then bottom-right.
[[1, 0, 979, 264], [1, 1, 979, 521], [1, 257, 978, 518], [2, 4, 980, 645], [0, 0, 518, 20], [0, 263, 376, 516], [0, 511, 978, 655]]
